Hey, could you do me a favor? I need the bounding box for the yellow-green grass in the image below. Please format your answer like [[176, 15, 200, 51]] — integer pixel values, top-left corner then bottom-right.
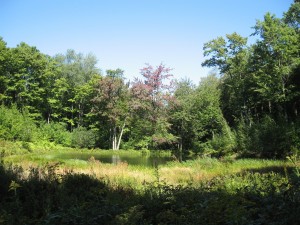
[[1, 139, 295, 188], [2, 149, 293, 189], [159, 158, 292, 185]]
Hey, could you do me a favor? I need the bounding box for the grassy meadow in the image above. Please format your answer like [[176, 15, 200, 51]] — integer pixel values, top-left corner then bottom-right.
[[0, 140, 299, 224], [1, 139, 294, 188]]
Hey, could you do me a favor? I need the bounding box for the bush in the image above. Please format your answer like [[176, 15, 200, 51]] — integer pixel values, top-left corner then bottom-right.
[[209, 133, 236, 157], [0, 105, 37, 142], [70, 127, 97, 149], [235, 116, 300, 159], [39, 122, 71, 146], [0, 162, 299, 224], [122, 136, 152, 150]]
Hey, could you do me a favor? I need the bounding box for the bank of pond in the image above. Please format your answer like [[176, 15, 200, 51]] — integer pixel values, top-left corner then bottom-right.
[[0, 143, 299, 224]]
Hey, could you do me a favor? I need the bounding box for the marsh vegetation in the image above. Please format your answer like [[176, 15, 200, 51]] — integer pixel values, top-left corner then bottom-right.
[[0, 1, 300, 224], [0, 145, 299, 224]]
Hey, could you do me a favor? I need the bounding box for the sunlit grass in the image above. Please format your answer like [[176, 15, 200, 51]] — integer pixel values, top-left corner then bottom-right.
[[158, 157, 291, 185], [1, 139, 293, 188], [3, 153, 292, 189]]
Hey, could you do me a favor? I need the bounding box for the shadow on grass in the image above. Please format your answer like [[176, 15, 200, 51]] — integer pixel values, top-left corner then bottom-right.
[[0, 162, 299, 225], [239, 165, 295, 175]]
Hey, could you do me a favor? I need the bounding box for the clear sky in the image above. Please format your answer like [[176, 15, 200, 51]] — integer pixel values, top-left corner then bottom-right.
[[0, 0, 294, 84]]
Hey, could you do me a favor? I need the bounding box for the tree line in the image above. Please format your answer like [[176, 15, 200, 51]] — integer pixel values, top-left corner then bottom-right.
[[0, 1, 299, 158]]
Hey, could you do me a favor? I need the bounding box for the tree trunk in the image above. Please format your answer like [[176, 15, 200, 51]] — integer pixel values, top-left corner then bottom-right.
[[47, 113, 50, 124], [178, 136, 183, 162], [293, 102, 298, 117], [112, 126, 117, 150], [116, 121, 126, 150], [71, 102, 74, 131], [78, 103, 81, 128]]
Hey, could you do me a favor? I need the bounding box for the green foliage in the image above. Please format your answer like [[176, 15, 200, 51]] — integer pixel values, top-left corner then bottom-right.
[[0, 1, 299, 159], [182, 75, 233, 156], [0, 105, 37, 142], [170, 79, 196, 153], [70, 126, 96, 149], [201, 2, 300, 158], [1, 162, 299, 224], [284, 1, 300, 30], [92, 72, 129, 150], [234, 117, 300, 158], [287, 151, 300, 177], [39, 122, 71, 146], [209, 133, 236, 157], [123, 136, 152, 150]]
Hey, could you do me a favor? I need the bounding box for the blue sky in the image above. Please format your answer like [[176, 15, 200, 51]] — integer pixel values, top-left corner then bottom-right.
[[0, 0, 294, 84]]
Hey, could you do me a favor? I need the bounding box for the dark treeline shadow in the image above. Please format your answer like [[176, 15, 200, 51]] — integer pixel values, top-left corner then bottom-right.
[[0, 163, 299, 225]]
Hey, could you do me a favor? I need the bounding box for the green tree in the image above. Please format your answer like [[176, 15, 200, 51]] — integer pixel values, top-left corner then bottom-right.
[[4, 42, 60, 121], [92, 69, 129, 150], [250, 12, 299, 119], [201, 3, 300, 158], [284, 1, 300, 31], [0, 105, 37, 142], [202, 33, 249, 124], [54, 49, 99, 86], [53, 50, 100, 130], [0, 38, 10, 104], [283, 1, 300, 118], [191, 75, 233, 155], [170, 79, 195, 158]]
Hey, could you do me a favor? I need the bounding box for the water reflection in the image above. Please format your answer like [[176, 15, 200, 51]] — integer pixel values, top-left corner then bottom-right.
[[55, 152, 173, 167], [112, 154, 121, 165]]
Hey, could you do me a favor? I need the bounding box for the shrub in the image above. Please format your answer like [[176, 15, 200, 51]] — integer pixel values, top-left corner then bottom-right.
[[209, 133, 236, 157], [0, 105, 37, 142], [0, 162, 299, 224], [234, 116, 300, 159], [70, 127, 97, 149], [39, 122, 71, 146]]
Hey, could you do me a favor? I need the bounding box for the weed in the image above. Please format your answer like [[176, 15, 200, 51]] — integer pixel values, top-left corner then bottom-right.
[[287, 151, 300, 177]]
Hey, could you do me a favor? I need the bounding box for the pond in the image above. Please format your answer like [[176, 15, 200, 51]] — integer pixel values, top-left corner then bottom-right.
[[52, 151, 174, 167]]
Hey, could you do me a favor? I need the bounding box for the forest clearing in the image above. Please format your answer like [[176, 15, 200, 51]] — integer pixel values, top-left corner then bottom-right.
[[0, 1, 299, 224]]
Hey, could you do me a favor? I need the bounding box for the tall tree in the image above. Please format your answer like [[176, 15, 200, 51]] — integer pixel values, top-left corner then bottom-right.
[[3, 42, 60, 120], [170, 79, 195, 158], [284, 1, 300, 31], [92, 69, 129, 150], [250, 12, 299, 119], [191, 75, 231, 154], [283, 1, 300, 117], [202, 33, 249, 124], [53, 50, 100, 129], [130, 64, 176, 149], [0, 38, 10, 105]]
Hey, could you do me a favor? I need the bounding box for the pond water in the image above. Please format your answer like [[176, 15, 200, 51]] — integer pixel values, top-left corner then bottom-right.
[[53, 152, 174, 167]]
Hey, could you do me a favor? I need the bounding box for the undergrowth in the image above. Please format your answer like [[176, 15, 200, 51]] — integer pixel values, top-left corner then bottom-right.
[[0, 161, 299, 225]]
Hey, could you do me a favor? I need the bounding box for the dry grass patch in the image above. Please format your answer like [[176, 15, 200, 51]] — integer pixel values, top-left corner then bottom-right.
[[63, 160, 156, 188], [159, 166, 195, 184], [159, 166, 216, 185]]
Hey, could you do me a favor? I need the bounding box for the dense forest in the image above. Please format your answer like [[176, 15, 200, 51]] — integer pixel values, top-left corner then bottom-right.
[[0, 1, 299, 159]]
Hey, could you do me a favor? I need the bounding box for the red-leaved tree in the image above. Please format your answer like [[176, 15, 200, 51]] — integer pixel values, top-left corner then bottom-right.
[[130, 63, 176, 149]]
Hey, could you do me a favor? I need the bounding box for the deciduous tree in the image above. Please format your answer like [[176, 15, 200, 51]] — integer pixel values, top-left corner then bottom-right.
[[130, 63, 176, 149], [92, 69, 129, 150]]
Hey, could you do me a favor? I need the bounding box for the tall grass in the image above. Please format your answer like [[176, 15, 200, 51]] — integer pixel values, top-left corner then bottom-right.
[[3, 148, 292, 188], [1, 160, 299, 225]]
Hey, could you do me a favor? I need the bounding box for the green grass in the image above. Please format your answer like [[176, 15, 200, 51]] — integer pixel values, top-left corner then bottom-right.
[[0, 159, 299, 225], [1, 143, 292, 188], [0, 140, 299, 224], [157, 157, 291, 186]]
